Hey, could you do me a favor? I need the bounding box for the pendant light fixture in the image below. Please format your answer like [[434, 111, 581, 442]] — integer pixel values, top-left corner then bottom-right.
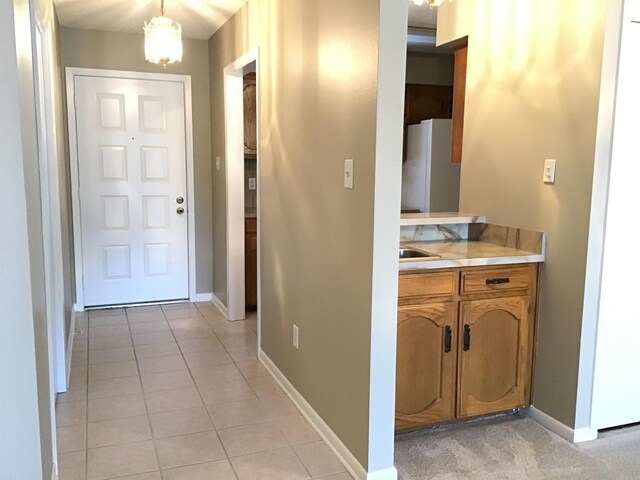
[[412, 0, 446, 6], [144, 0, 183, 67]]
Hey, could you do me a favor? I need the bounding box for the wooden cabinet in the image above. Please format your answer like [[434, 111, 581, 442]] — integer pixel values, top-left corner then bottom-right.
[[243, 73, 257, 157], [245, 217, 257, 309], [396, 263, 538, 432], [404, 84, 453, 125]]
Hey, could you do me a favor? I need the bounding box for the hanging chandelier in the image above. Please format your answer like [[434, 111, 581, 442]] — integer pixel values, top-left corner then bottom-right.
[[144, 0, 183, 67], [412, 0, 446, 6]]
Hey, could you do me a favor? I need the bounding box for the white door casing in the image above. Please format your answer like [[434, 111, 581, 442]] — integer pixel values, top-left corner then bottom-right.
[[67, 69, 195, 308]]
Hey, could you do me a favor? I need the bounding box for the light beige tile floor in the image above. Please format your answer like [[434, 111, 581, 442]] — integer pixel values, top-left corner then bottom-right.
[[57, 303, 352, 480]]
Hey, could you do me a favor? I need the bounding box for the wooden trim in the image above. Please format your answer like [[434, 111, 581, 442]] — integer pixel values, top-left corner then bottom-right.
[[451, 45, 468, 163]]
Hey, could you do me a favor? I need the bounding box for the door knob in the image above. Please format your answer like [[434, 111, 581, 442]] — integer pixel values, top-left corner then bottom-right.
[[176, 196, 184, 204], [177, 207, 185, 214]]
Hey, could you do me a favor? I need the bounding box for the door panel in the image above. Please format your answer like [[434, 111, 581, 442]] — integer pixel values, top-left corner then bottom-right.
[[396, 302, 457, 431], [458, 297, 529, 418], [75, 75, 188, 306]]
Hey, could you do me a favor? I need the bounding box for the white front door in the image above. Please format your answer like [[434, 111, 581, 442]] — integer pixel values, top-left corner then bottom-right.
[[74, 74, 189, 307]]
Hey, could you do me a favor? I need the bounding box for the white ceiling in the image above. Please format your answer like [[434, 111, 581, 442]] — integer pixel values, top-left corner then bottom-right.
[[53, 0, 437, 42], [54, 0, 247, 40]]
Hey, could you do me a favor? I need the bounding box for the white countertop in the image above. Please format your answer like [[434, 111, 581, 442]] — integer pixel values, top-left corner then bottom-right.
[[399, 240, 544, 271], [400, 212, 486, 226]]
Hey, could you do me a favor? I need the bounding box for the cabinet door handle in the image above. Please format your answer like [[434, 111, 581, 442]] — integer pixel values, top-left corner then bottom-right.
[[486, 277, 510, 286], [463, 324, 471, 351], [444, 325, 452, 353]]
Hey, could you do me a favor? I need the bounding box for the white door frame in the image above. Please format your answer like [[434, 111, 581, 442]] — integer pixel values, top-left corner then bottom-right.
[[66, 67, 197, 310], [31, 0, 62, 467], [223, 49, 259, 322]]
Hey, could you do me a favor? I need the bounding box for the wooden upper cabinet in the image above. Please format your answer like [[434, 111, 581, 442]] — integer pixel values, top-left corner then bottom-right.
[[457, 296, 530, 418], [243, 73, 257, 156], [451, 45, 467, 163], [396, 302, 457, 431], [404, 84, 453, 125]]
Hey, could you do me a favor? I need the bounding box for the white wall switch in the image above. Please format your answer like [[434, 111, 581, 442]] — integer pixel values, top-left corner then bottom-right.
[[543, 159, 557, 184], [248, 178, 256, 190], [292, 325, 299, 349], [344, 159, 354, 189], [215, 156, 221, 171]]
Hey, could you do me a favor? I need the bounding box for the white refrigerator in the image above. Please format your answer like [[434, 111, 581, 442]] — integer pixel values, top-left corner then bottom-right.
[[401, 119, 460, 213]]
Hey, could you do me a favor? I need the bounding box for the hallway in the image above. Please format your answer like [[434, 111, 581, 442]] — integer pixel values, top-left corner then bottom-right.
[[56, 302, 351, 480]]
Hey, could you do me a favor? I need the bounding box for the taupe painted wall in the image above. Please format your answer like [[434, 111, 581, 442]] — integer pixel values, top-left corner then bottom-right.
[[437, 1, 608, 427], [52, 11, 76, 353], [406, 51, 454, 85], [1, 0, 54, 476], [59, 27, 213, 294], [258, 1, 379, 466], [208, 4, 256, 305], [209, 0, 406, 469]]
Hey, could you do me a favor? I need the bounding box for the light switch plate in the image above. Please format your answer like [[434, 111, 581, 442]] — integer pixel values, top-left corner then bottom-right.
[[543, 159, 556, 184], [248, 178, 256, 190], [344, 159, 354, 189], [215, 156, 221, 171], [292, 325, 299, 349]]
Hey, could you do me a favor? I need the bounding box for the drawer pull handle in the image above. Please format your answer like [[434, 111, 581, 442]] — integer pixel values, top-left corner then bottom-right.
[[463, 324, 471, 351], [444, 326, 452, 353], [486, 277, 510, 286]]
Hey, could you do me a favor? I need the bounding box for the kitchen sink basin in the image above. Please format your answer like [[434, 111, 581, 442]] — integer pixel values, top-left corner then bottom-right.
[[399, 248, 440, 260]]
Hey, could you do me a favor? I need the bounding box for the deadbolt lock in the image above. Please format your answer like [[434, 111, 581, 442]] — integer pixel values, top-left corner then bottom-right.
[[176, 196, 184, 204]]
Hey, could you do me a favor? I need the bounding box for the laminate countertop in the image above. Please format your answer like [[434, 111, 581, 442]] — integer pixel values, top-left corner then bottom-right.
[[399, 240, 544, 271]]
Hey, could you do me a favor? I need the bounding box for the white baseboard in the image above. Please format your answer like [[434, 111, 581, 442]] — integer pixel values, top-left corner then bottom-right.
[[367, 467, 398, 480], [211, 293, 229, 319], [65, 309, 77, 389], [259, 350, 397, 480], [192, 292, 213, 302], [526, 406, 598, 443], [574, 425, 599, 443]]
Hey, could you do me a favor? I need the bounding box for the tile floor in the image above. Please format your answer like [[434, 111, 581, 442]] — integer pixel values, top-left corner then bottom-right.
[[57, 302, 352, 480]]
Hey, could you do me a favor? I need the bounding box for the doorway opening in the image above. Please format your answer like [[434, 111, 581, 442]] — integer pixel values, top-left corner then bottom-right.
[[222, 50, 259, 330]]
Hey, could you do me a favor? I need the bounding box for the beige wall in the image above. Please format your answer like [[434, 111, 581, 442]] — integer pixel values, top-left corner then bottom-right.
[[437, 0, 608, 427], [59, 27, 213, 294], [209, 0, 406, 470], [208, 5, 257, 305], [257, 1, 379, 466], [52, 11, 76, 350], [406, 51, 454, 85]]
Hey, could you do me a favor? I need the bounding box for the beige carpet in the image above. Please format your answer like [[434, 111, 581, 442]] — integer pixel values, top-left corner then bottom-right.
[[394, 414, 640, 479]]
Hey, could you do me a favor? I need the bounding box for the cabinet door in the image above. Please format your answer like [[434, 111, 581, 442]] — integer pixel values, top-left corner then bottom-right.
[[243, 73, 257, 156], [396, 302, 457, 431], [458, 296, 530, 418]]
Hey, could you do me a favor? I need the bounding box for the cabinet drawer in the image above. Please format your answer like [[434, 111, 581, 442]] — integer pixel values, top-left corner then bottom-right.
[[399, 271, 456, 299], [460, 266, 532, 295]]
